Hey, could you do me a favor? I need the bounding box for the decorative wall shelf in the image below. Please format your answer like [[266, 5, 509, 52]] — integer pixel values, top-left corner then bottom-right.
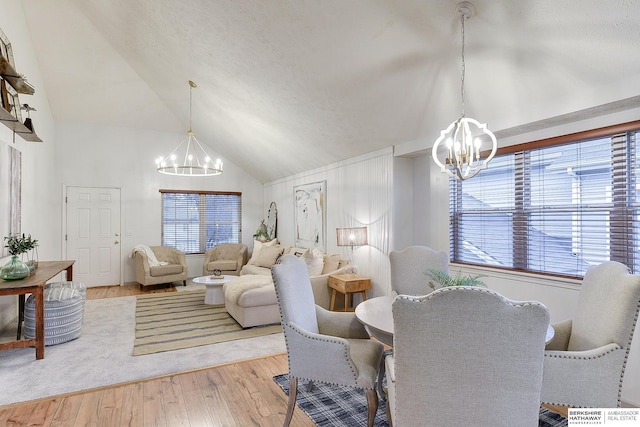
[[0, 57, 35, 94], [0, 27, 40, 142], [0, 106, 41, 142]]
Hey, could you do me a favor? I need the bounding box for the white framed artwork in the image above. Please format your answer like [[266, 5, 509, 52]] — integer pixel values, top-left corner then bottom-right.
[[294, 181, 326, 251], [0, 139, 21, 256]]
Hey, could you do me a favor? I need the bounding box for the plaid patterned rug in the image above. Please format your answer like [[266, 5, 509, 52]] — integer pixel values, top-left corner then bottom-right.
[[273, 374, 568, 426]]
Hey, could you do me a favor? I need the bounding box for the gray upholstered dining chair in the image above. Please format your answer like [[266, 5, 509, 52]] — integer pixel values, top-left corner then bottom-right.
[[389, 245, 449, 296], [386, 287, 550, 427], [542, 261, 640, 408], [271, 254, 384, 427]]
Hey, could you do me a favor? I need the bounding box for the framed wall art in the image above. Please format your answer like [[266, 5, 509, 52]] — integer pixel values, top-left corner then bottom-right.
[[294, 180, 326, 251], [0, 139, 21, 256]]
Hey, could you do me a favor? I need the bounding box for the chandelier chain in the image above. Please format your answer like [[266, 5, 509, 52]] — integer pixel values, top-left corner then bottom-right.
[[460, 11, 466, 118], [188, 80, 195, 133]]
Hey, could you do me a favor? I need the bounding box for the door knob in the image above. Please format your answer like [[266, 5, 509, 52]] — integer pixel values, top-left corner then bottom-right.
[[114, 240, 120, 244]]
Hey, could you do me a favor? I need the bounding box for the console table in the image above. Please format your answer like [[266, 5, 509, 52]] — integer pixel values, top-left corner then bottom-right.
[[0, 260, 75, 359]]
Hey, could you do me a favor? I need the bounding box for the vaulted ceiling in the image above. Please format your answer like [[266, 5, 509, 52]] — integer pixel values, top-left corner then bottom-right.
[[20, 0, 640, 183]]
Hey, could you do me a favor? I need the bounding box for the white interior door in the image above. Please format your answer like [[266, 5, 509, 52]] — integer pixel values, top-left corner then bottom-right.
[[66, 186, 121, 287]]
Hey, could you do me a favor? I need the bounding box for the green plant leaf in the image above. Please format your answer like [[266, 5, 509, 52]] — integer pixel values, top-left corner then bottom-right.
[[425, 268, 487, 288]]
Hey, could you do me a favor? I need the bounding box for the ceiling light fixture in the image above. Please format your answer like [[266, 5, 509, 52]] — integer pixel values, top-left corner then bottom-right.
[[432, 1, 497, 180], [156, 80, 223, 176]]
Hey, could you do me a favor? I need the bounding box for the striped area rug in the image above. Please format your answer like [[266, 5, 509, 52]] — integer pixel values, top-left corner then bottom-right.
[[133, 290, 282, 356]]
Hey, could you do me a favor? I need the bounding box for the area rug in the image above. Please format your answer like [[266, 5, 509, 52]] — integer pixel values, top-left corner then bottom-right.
[[134, 290, 282, 355], [0, 295, 286, 406], [273, 374, 568, 427]]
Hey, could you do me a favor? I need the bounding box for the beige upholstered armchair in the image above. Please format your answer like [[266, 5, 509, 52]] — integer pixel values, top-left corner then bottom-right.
[[389, 245, 449, 296], [202, 243, 248, 276], [542, 261, 640, 408], [272, 255, 384, 427], [133, 245, 187, 287], [386, 287, 550, 426]]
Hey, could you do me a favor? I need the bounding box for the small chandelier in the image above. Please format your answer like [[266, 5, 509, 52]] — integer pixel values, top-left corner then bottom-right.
[[156, 80, 223, 176], [432, 2, 497, 180]]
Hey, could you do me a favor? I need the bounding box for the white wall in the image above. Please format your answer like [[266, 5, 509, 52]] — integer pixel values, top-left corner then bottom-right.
[[392, 156, 413, 251], [55, 122, 265, 284], [264, 148, 394, 297], [0, 0, 59, 329]]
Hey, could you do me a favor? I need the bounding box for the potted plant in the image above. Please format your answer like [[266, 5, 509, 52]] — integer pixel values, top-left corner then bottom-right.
[[1, 233, 36, 280], [21, 234, 39, 272], [426, 268, 487, 290], [253, 220, 271, 242]]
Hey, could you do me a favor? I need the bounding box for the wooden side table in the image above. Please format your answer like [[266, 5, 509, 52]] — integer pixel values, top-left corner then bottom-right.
[[328, 273, 371, 312]]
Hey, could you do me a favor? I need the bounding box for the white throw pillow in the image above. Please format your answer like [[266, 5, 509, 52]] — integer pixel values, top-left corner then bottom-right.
[[254, 246, 284, 268], [248, 239, 279, 265], [322, 254, 341, 275], [304, 248, 325, 276], [283, 247, 309, 257]]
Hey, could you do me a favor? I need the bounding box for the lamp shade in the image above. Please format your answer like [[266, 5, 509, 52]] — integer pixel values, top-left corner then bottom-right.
[[336, 227, 368, 247]]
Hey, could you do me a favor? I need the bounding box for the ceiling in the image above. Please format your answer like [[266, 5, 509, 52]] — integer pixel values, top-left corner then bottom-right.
[[19, 0, 640, 183]]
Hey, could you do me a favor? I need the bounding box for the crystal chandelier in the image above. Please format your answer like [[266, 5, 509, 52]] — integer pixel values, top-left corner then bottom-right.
[[432, 2, 497, 180], [156, 80, 223, 176]]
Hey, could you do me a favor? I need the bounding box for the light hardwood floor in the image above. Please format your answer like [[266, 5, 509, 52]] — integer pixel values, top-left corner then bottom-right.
[[0, 284, 568, 425], [0, 284, 314, 426]]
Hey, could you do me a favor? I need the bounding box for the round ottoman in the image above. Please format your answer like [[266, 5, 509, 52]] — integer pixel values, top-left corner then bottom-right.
[[24, 285, 85, 346], [45, 280, 87, 300]]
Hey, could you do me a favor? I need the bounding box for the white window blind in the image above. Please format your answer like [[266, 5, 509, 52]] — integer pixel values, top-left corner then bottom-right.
[[160, 190, 242, 254], [450, 125, 640, 277]]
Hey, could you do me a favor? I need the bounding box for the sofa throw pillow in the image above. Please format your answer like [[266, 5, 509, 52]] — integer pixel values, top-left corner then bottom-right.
[[304, 248, 325, 276], [322, 254, 341, 275], [254, 246, 284, 268], [284, 247, 309, 258], [248, 239, 279, 265]]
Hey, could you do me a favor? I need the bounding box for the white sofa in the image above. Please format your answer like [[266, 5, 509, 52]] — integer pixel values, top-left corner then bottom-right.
[[223, 241, 353, 327]]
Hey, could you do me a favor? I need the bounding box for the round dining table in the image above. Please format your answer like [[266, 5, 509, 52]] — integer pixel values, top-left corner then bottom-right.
[[355, 295, 555, 346]]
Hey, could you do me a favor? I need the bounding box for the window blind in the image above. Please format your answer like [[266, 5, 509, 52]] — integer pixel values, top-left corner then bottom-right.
[[449, 126, 640, 277], [160, 190, 242, 254]]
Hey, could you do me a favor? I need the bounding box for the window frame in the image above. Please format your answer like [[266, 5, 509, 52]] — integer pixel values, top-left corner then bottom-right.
[[159, 189, 242, 255], [448, 120, 640, 278]]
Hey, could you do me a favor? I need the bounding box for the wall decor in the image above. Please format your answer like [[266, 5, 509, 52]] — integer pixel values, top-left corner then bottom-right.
[[0, 26, 40, 141], [0, 139, 21, 256], [266, 201, 277, 240], [294, 181, 326, 250]]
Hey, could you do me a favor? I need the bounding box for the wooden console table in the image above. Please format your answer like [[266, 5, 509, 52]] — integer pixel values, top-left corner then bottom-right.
[[0, 260, 75, 359]]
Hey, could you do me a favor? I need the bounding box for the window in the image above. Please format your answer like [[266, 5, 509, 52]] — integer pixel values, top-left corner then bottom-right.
[[449, 121, 640, 277], [160, 190, 242, 254]]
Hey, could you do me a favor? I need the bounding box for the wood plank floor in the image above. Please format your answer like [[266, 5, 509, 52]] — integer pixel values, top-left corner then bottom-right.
[[0, 284, 314, 426], [0, 353, 314, 426], [0, 284, 569, 425]]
